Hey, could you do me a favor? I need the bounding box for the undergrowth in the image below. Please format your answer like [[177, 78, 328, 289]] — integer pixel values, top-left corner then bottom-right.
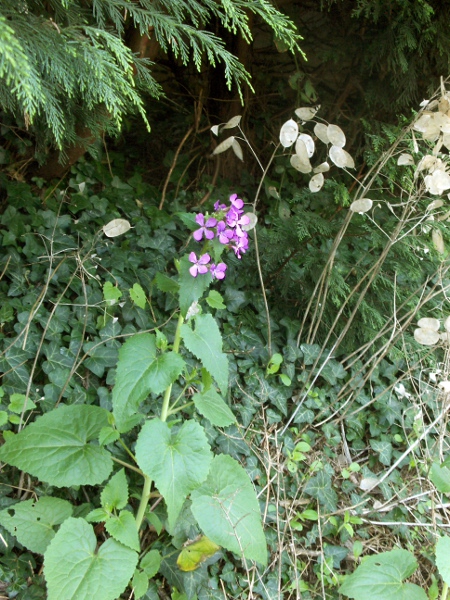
[[1, 81, 450, 599]]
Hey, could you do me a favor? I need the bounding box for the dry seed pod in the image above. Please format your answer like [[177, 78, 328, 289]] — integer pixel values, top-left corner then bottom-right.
[[414, 327, 440, 345], [103, 219, 131, 238], [350, 198, 373, 213]]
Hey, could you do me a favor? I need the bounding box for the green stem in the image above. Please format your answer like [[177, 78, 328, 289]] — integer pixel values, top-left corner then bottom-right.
[[160, 313, 184, 422], [117, 437, 137, 463], [136, 313, 184, 531], [111, 456, 143, 475], [135, 475, 152, 530], [442, 582, 449, 600], [167, 401, 193, 416], [167, 385, 189, 413]]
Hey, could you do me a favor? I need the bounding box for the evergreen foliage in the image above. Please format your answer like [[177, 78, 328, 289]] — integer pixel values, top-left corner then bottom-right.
[[0, 0, 301, 156]]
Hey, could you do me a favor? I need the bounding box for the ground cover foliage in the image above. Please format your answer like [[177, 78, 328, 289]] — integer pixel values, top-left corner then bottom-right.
[[2, 77, 450, 600]]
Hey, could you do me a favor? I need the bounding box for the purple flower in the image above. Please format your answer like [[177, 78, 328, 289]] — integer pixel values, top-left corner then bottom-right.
[[226, 207, 250, 229], [216, 221, 234, 244], [189, 252, 210, 277], [193, 213, 217, 242], [226, 206, 242, 227], [231, 230, 249, 259], [214, 200, 227, 212], [229, 194, 244, 210], [210, 262, 227, 280]]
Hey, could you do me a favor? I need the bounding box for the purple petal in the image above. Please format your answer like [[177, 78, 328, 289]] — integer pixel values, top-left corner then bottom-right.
[[198, 253, 211, 265], [211, 262, 227, 280], [193, 229, 204, 241], [189, 265, 198, 277], [195, 213, 205, 226], [230, 194, 244, 209], [188, 251, 197, 263], [205, 217, 217, 228], [238, 214, 250, 226]]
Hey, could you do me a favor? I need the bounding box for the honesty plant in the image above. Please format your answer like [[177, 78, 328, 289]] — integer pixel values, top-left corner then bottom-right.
[[188, 193, 252, 280], [0, 202, 265, 600]]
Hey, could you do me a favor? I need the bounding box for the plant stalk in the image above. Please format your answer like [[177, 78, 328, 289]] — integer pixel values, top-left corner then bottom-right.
[[135, 475, 152, 530], [442, 582, 449, 600], [136, 313, 184, 530], [160, 313, 184, 422]]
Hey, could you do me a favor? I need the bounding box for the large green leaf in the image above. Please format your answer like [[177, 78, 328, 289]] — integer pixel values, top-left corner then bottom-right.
[[0, 405, 113, 487], [190, 454, 267, 566], [0, 496, 73, 554], [181, 314, 228, 395], [44, 518, 138, 600], [135, 419, 212, 530], [339, 549, 427, 600], [436, 536, 450, 585], [429, 462, 450, 493], [112, 334, 185, 432], [192, 388, 235, 427]]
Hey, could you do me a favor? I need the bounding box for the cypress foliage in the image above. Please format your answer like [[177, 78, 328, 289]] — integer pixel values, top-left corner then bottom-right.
[[0, 0, 301, 157]]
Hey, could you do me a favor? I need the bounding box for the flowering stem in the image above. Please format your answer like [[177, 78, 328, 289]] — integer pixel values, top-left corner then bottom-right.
[[160, 313, 184, 422], [135, 474, 152, 530], [136, 312, 184, 530], [250, 144, 279, 357], [442, 582, 449, 600], [252, 228, 272, 356]]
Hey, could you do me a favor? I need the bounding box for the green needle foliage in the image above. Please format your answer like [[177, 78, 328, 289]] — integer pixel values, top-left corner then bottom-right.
[[0, 0, 302, 157]]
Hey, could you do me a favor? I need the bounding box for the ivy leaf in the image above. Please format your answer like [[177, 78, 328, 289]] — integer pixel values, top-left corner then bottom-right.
[[44, 518, 138, 600], [319, 360, 347, 385], [83, 342, 118, 378], [192, 388, 235, 427], [8, 393, 36, 413], [0, 497, 73, 554], [0, 405, 113, 487], [339, 549, 427, 600], [101, 469, 128, 512], [103, 281, 122, 305], [135, 419, 212, 530], [105, 510, 140, 551], [370, 439, 393, 466], [112, 334, 185, 432], [303, 470, 338, 511], [181, 314, 228, 395], [191, 454, 267, 566]]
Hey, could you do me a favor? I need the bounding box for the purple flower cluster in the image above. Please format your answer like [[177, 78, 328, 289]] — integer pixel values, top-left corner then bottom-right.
[[188, 193, 250, 280]]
